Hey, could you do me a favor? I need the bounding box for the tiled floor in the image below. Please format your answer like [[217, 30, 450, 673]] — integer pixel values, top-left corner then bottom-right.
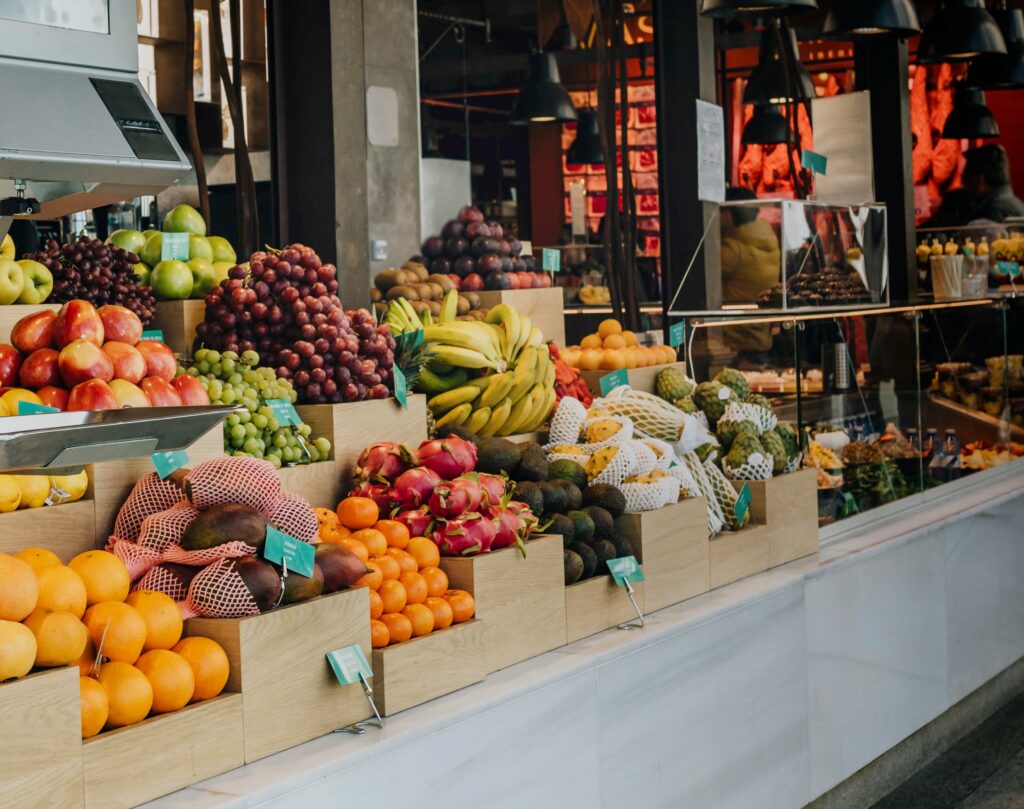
[[870, 693, 1024, 809]]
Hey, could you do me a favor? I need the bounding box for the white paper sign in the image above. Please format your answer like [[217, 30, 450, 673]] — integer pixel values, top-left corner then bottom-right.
[[696, 99, 726, 204], [569, 180, 586, 237]]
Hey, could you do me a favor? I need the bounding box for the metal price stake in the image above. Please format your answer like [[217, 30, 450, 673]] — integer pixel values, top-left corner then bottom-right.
[[607, 556, 645, 631], [327, 645, 384, 734]]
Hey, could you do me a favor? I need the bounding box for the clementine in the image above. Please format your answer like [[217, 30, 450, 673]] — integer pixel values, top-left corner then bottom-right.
[[15, 547, 62, 572], [97, 661, 153, 728], [336, 497, 379, 530], [371, 554, 401, 581], [386, 547, 418, 576], [354, 560, 383, 591], [0, 619, 36, 680], [352, 528, 387, 557], [368, 590, 384, 620], [379, 612, 412, 644], [126, 590, 183, 651], [314, 507, 338, 530], [136, 649, 195, 713], [68, 550, 130, 605], [75, 635, 98, 676], [83, 601, 148, 664], [339, 538, 370, 563], [375, 520, 410, 549], [22, 607, 89, 667], [0, 552, 38, 621], [35, 565, 88, 618], [399, 572, 427, 605], [79, 675, 109, 739], [369, 619, 390, 649], [424, 597, 454, 630], [443, 589, 475, 623], [420, 566, 449, 598], [402, 603, 435, 637], [406, 536, 440, 570], [378, 579, 407, 614]]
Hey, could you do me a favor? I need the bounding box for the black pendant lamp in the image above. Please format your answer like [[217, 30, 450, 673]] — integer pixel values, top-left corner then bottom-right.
[[918, 0, 1008, 64], [567, 109, 605, 165], [510, 51, 577, 126], [942, 86, 1001, 139], [700, 0, 817, 18], [742, 105, 791, 145], [743, 22, 815, 105], [967, 3, 1024, 88], [823, 0, 921, 38]]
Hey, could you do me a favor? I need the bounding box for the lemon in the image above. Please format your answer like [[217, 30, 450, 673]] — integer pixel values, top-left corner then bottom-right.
[[0, 475, 22, 512], [0, 399, 9, 417], [49, 470, 88, 504], [0, 389, 42, 416], [12, 474, 51, 509]]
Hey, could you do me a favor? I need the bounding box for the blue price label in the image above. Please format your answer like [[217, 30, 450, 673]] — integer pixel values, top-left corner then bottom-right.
[[607, 555, 645, 587], [326, 644, 373, 686], [160, 232, 191, 262], [669, 321, 686, 349], [734, 482, 752, 523], [599, 368, 629, 396], [393, 364, 408, 409], [801, 149, 828, 176], [140, 329, 165, 343], [265, 398, 301, 427], [17, 401, 59, 416], [541, 248, 561, 273], [264, 525, 316, 578], [151, 449, 189, 480], [997, 260, 1021, 278]]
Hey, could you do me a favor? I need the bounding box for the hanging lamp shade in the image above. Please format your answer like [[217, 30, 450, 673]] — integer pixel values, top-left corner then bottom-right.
[[743, 23, 815, 104], [966, 4, 1024, 88], [700, 0, 817, 18], [942, 86, 1000, 139], [510, 51, 578, 126], [918, 0, 1007, 64], [567, 109, 605, 165], [823, 0, 921, 38], [742, 105, 790, 145]]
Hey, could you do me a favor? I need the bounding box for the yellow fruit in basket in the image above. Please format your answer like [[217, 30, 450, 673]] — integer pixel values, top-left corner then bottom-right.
[[126, 590, 183, 651], [49, 471, 88, 504], [598, 319, 623, 339], [0, 475, 21, 512], [0, 399, 8, 417], [13, 474, 50, 509], [79, 676, 109, 739], [69, 550, 130, 606], [0, 552, 38, 621], [581, 334, 603, 350], [0, 619, 36, 680], [15, 547, 62, 572], [97, 661, 153, 728], [585, 419, 622, 444], [0, 388, 42, 415], [22, 606, 89, 667], [35, 565, 88, 618], [83, 601, 148, 664], [624, 347, 641, 369]]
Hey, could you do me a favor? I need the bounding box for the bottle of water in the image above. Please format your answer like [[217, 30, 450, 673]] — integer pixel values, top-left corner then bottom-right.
[[942, 429, 961, 481]]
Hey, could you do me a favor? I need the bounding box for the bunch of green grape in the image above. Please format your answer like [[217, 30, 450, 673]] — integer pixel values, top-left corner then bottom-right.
[[185, 348, 332, 469]]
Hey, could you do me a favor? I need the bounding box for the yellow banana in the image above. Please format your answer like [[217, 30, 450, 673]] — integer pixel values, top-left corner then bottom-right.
[[507, 346, 537, 404], [424, 324, 501, 362], [533, 347, 551, 385], [439, 289, 458, 323], [479, 397, 513, 438], [543, 362, 556, 388], [526, 326, 544, 349], [485, 304, 521, 360], [498, 384, 541, 436], [464, 406, 492, 434], [426, 345, 501, 371], [479, 371, 515, 408], [512, 315, 532, 359], [523, 386, 556, 432], [428, 385, 481, 415], [436, 402, 473, 428]]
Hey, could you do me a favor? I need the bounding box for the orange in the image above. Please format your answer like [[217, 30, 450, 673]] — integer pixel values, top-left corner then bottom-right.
[[68, 550, 130, 606], [0, 619, 36, 680], [622, 330, 639, 347], [22, 607, 89, 667], [172, 637, 230, 702], [83, 601, 148, 664], [379, 612, 412, 645], [424, 597, 454, 630], [599, 349, 626, 370], [314, 507, 339, 530], [375, 520, 410, 549], [598, 318, 623, 339], [407, 536, 440, 570], [420, 566, 449, 598], [79, 675, 109, 739], [370, 619, 390, 648], [603, 334, 626, 350], [336, 497, 379, 530], [319, 523, 351, 544], [0, 552, 38, 621], [399, 572, 428, 605], [354, 560, 383, 591], [339, 538, 369, 563], [402, 603, 434, 637], [444, 589, 475, 623], [136, 649, 195, 714], [378, 579, 407, 614], [372, 554, 401, 581], [97, 661, 153, 728], [75, 635, 98, 677], [35, 565, 87, 618], [624, 347, 640, 369], [368, 590, 384, 620], [126, 590, 183, 651], [15, 547, 62, 572], [386, 548, 418, 576], [578, 349, 603, 371], [352, 528, 387, 557], [581, 334, 603, 350]]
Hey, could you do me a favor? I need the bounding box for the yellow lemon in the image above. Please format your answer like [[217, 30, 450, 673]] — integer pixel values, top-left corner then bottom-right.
[[49, 470, 89, 504], [0, 399, 10, 417], [0, 389, 43, 416], [0, 475, 21, 512], [13, 474, 51, 509]]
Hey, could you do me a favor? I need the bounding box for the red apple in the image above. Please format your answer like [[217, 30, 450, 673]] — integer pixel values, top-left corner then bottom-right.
[[19, 348, 61, 389], [54, 301, 104, 348], [530, 272, 544, 289], [446, 274, 463, 290], [108, 379, 152, 409], [140, 376, 183, 407], [507, 272, 521, 290], [537, 273, 553, 288], [0, 344, 23, 387], [67, 379, 118, 412], [97, 305, 143, 346], [11, 310, 57, 353], [102, 342, 147, 384], [135, 341, 177, 381], [170, 374, 210, 406], [37, 386, 68, 411], [58, 340, 114, 388], [462, 273, 484, 292]]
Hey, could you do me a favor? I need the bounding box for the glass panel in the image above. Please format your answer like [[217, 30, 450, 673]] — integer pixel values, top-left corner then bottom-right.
[[0, 0, 109, 34]]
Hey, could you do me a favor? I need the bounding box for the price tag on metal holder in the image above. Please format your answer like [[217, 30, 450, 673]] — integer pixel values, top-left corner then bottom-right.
[[161, 232, 190, 262], [393, 365, 408, 409], [151, 449, 189, 480], [328, 644, 384, 734], [140, 329, 165, 343], [607, 556, 645, 630], [734, 483, 752, 523], [599, 368, 629, 396], [17, 401, 59, 416], [669, 321, 686, 349], [541, 248, 561, 273], [265, 398, 301, 427], [263, 525, 315, 578]]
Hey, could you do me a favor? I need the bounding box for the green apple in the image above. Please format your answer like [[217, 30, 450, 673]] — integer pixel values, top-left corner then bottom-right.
[[0, 258, 24, 304], [134, 262, 151, 286], [140, 233, 162, 269], [207, 236, 237, 264], [142, 228, 160, 240], [106, 229, 146, 254], [150, 260, 194, 300], [212, 261, 233, 287], [16, 260, 53, 304], [162, 204, 207, 236], [188, 234, 213, 262], [187, 258, 217, 299]]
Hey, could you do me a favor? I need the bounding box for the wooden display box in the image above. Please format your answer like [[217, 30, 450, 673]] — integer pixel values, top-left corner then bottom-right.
[[565, 574, 645, 644], [732, 470, 819, 568], [476, 288, 566, 347], [709, 524, 770, 589], [440, 534, 566, 673], [371, 619, 487, 716], [0, 667, 84, 809], [150, 299, 206, 357], [0, 499, 97, 560], [579, 361, 686, 397], [275, 460, 344, 513], [0, 303, 60, 342], [82, 695, 244, 809], [615, 498, 710, 613], [185, 587, 371, 762]]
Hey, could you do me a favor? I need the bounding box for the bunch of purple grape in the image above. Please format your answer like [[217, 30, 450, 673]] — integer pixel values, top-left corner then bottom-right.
[[196, 243, 396, 404], [26, 237, 156, 324]]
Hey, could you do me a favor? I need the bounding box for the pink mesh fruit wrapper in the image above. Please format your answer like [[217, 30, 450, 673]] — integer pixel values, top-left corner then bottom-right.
[[114, 471, 188, 542], [133, 564, 199, 601], [106, 538, 163, 580], [179, 558, 264, 620], [107, 535, 258, 580], [136, 503, 201, 552], [266, 491, 319, 543], [185, 457, 282, 513]]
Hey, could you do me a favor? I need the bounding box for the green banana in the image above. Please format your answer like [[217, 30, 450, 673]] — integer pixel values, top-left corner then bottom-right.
[[428, 385, 481, 415], [464, 406, 492, 434], [480, 397, 513, 438], [479, 371, 515, 409], [417, 365, 468, 396], [398, 297, 420, 329], [421, 309, 435, 327], [426, 345, 501, 371], [435, 402, 473, 428]]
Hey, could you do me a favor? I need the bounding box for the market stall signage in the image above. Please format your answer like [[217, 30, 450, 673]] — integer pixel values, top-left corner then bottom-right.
[[265, 398, 301, 427], [599, 368, 629, 396], [997, 260, 1021, 278], [160, 232, 191, 262], [669, 321, 686, 349], [141, 329, 165, 342], [801, 150, 828, 176], [607, 555, 645, 587], [326, 644, 373, 686], [151, 449, 189, 479], [17, 401, 59, 415], [264, 525, 315, 577], [393, 364, 408, 409], [734, 482, 752, 523], [542, 248, 561, 273]]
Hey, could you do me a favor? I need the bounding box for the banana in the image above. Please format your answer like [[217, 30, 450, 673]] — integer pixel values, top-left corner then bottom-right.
[[512, 315, 532, 358], [525, 326, 544, 349], [398, 298, 420, 329], [464, 406, 492, 434], [435, 402, 473, 428], [523, 386, 556, 433], [421, 309, 435, 327], [439, 289, 458, 323], [428, 385, 481, 415], [533, 346, 550, 385], [507, 346, 537, 404], [481, 397, 513, 438], [417, 366, 469, 396], [543, 361, 556, 389], [497, 384, 540, 436], [426, 345, 501, 371], [463, 375, 496, 391], [424, 323, 502, 362], [479, 371, 515, 409], [485, 304, 521, 359]]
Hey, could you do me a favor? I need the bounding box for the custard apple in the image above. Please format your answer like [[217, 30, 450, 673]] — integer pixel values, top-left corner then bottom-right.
[[761, 430, 788, 474], [694, 380, 738, 424], [717, 419, 759, 451], [656, 367, 694, 403], [745, 393, 774, 415], [714, 368, 750, 401], [674, 397, 699, 415], [774, 422, 800, 463], [725, 431, 767, 469], [693, 442, 719, 464]]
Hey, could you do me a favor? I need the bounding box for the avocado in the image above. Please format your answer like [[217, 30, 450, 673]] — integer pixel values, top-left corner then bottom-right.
[[539, 481, 568, 516], [569, 542, 598, 579], [182, 503, 271, 553], [515, 442, 549, 482], [476, 437, 522, 475], [232, 557, 283, 612], [583, 505, 615, 539], [567, 510, 595, 544], [548, 458, 588, 489], [513, 481, 545, 517], [553, 479, 583, 510], [612, 534, 635, 560], [564, 549, 584, 585], [547, 513, 575, 548], [581, 483, 626, 518], [281, 563, 325, 605], [591, 539, 618, 574], [435, 424, 480, 446]]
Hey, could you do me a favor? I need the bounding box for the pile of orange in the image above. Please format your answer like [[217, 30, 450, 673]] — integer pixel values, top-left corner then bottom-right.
[[0, 548, 229, 739], [318, 496, 475, 648], [561, 318, 677, 371]]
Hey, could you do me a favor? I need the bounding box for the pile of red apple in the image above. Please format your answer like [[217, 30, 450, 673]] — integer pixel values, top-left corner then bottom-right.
[[2, 301, 209, 412]]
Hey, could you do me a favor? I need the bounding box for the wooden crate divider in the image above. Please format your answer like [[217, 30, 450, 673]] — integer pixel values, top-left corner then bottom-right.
[[709, 524, 770, 589], [82, 695, 244, 809], [579, 361, 686, 397], [371, 619, 487, 716], [476, 287, 565, 346], [0, 667, 84, 809], [0, 499, 97, 560], [149, 299, 206, 357], [185, 587, 371, 763], [731, 469, 819, 568], [565, 574, 645, 644], [615, 497, 710, 614], [440, 534, 566, 673]]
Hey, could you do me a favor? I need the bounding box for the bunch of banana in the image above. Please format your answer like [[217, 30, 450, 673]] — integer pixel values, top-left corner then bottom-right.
[[420, 304, 556, 437], [385, 291, 460, 335]]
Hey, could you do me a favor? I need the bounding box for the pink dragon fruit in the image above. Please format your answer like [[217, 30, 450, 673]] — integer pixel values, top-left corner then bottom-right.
[[432, 512, 498, 556], [417, 437, 478, 479], [476, 472, 508, 509], [506, 500, 539, 539], [349, 481, 393, 511], [429, 474, 484, 519], [391, 466, 442, 509], [492, 506, 528, 555], [354, 442, 415, 484], [395, 506, 433, 538]]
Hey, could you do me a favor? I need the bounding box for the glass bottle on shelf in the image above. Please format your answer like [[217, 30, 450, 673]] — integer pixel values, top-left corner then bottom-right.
[[923, 428, 940, 463], [906, 427, 920, 453], [942, 429, 961, 481]]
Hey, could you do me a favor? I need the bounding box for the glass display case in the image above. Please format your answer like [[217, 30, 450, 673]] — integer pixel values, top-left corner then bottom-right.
[[916, 221, 1024, 293]]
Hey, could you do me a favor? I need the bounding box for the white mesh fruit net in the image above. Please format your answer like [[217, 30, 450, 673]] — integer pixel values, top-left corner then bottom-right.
[[721, 452, 774, 482], [548, 397, 588, 445], [680, 453, 725, 536], [593, 389, 684, 442], [643, 439, 676, 471], [589, 442, 637, 487], [621, 480, 671, 512], [580, 416, 634, 452], [626, 440, 659, 477], [720, 402, 777, 434], [703, 458, 750, 531]]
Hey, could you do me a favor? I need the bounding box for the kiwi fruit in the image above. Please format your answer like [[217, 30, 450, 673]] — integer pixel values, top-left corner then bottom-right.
[[386, 284, 418, 301]]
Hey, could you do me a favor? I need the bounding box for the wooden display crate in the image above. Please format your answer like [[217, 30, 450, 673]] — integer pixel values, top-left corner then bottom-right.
[[275, 460, 344, 512], [0, 667, 84, 809], [709, 524, 770, 589], [440, 534, 566, 673], [371, 619, 487, 716], [615, 498, 710, 613], [149, 299, 206, 357], [476, 287, 566, 346], [732, 469, 819, 567], [185, 587, 371, 763], [579, 361, 686, 397], [565, 574, 645, 644], [0, 499, 97, 560], [0, 303, 61, 342], [82, 694, 244, 809]]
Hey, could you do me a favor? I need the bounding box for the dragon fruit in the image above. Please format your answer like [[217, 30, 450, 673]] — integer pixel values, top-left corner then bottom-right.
[[391, 466, 442, 509], [506, 500, 539, 539], [492, 506, 528, 555], [395, 506, 433, 538], [432, 512, 498, 556], [417, 437, 478, 479], [349, 481, 392, 511], [354, 442, 414, 484], [476, 472, 508, 509], [429, 474, 483, 519]]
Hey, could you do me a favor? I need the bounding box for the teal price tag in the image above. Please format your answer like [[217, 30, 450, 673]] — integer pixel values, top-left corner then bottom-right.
[[599, 368, 629, 396], [801, 149, 828, 175], [541, 248, 561, 273], [841, 492, 858, 517], [669, 321, 686, 349], [607, 555, 645, 587], [264, 525, 316, 577], [151, 449, 189, 480], [161, 232, 191, 262], [734, 482, 752, 523], [393, 364, 408, 409], [17, 401, 59, 416], [326, 644, 373, 686], [140, 329, 165, 343], [997, 260, 1021, 278], [265, 398, 301, 427]]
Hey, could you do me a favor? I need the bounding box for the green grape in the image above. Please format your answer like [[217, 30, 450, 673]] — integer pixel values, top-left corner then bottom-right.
[[297, 423, 312, 437], [237, 410, 251, 425], [242, 438, 261, 456], [197, 361, 211, 374], [267, 454, 281, 469], [228, 372, 243, 387], [187, 366, 200, 377], [230, 433, 245, 449], [273, 433, 287, 449], [267, 418, 280, 432], [206, 350, 221, 364], [230, 424, 246, 442], [210, 362, 223, 377], [227, 414, 240, 427], [253, 414, 268, 430], [308, 447, 321, 463], [242, 350, 259, 367], [208, 381, 223, 401], [221, 389, 235, 404], [221, 359, 236, 376], [314, 437, 331, 455], [244, 422, 257, 437]]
